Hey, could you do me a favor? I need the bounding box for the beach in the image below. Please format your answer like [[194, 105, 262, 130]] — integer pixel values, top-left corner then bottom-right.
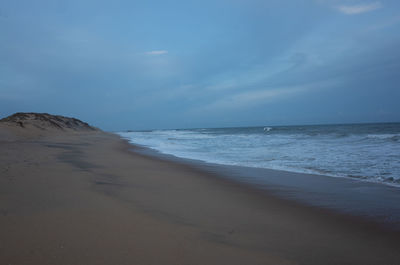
[[2, 0, 399, 262], [1, 128, 400, 264]]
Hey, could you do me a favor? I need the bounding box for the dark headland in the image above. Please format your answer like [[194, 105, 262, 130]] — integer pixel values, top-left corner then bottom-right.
[[1, 112, 400, 265]]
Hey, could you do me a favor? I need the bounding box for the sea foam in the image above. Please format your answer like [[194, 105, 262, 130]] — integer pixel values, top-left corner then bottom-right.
[[119, 123, 400, 187]]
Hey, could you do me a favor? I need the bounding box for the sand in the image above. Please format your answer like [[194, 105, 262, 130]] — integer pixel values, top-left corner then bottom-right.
[[1, 127, 400, 265]]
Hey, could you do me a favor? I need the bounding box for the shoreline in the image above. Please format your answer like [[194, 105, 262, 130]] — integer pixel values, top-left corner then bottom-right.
[[1, 130, 400, 264], [127, 140, 400, 230], [117, 123, 400, 189], [119, 133, 400, 189]]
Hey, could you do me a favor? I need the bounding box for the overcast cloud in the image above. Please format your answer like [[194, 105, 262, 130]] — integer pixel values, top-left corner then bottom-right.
[[1, 0, 399, 130]]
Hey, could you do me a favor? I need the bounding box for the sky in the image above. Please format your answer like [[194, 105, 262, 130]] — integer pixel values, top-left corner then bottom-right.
[[1, 0, 400, 130]]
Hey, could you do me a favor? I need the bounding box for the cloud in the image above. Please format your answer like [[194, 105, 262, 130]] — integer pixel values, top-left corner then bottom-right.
[[201, 85, 310, 112], [145, 50, 168, 55], [336, 2, 382, 15], [197, 76, 342, 114]]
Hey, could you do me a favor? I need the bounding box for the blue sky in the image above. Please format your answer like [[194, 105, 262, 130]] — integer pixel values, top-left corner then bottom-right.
[[1, 0, 399, 130]]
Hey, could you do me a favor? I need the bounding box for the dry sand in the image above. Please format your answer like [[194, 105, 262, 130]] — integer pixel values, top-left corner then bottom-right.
[[1, 125, 400, 265]]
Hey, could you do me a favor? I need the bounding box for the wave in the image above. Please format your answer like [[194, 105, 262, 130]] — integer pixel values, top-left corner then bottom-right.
[[118, 123, 400, 187], [366, 134, 400, 141]]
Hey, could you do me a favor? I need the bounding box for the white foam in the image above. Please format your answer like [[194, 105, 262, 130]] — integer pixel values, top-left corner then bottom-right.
[[118, 126, 400, 186]]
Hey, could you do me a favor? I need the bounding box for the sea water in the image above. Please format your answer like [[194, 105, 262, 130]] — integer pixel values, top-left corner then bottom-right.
[[118, 123, 400, 187]]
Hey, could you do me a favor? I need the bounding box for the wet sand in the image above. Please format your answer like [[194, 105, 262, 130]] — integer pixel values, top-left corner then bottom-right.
[[1, 130, 400, 265]]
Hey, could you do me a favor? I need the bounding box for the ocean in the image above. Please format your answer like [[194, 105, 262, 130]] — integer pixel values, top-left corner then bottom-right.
[[118, 123, 400, 187]]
